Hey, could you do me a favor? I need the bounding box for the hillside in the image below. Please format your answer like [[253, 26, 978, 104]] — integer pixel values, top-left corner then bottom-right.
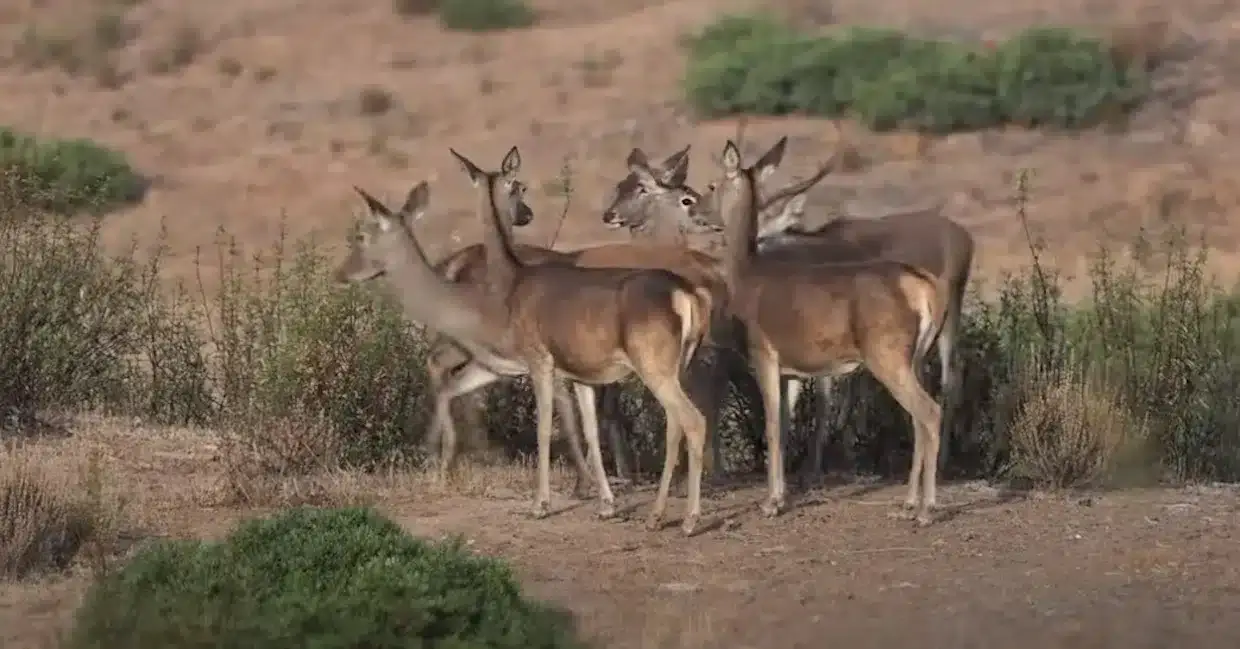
[[3, 0, 1239, 295]]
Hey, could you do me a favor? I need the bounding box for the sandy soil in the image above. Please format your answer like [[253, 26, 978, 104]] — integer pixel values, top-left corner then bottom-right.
[[2, 419, 1239, 649]]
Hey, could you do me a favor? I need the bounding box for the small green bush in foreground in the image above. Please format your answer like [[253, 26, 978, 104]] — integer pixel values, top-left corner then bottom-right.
[[66, 507, 586, 649], [682, 15, 1149, 132]]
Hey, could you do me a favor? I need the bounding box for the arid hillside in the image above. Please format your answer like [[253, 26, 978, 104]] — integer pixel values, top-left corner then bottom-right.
[[4, 0, 1240, 295]]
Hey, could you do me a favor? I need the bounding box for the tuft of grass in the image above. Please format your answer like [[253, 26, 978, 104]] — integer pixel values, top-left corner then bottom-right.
[[0, 456, 121, 580]]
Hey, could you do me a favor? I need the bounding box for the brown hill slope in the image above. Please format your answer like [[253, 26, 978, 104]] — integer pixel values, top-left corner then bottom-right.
[[3, 0, 1239, 295]]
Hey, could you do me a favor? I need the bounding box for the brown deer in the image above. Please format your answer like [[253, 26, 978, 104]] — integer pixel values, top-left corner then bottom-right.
[[624, 137, 947, 525], [422, 148, 691, 484], [421, 146, 742, 486], [337, 146, 714, 535], [695, 176, 974, 477], [619, 150, 974, 479]]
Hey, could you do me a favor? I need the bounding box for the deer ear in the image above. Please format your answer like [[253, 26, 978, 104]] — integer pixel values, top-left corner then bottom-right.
[[450, 148, 484, 185], [627, 162, 662, 193], [399, 181, 430, 227], [501, 146, 521, 177], [754, 136, 787, 182], [626, 147, 650, 168], [721, 140, 742, 178], [354, 186, 396, 231], [659, 147, 690, 187]]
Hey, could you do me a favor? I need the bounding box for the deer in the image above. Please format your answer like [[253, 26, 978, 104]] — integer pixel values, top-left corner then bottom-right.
[[622, 136, 947, 525], [420, 146, 742, 487], [614, 145, 974, 480], [336, 146, 715, 535], [415, 188, 595, 495]]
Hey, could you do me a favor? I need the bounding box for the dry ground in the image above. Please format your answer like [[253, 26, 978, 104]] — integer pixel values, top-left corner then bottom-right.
[[3, 418, 1240, 648], [5, 0, 1240, 646]]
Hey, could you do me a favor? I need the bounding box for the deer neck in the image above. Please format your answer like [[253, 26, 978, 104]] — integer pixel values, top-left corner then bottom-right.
[[475, 177, 524, 298], [721, 173, 760, 288], [380, 234, 510, 359]]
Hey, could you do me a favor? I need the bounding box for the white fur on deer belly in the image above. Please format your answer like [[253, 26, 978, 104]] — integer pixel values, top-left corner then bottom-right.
[[781, 360, 861, 379]]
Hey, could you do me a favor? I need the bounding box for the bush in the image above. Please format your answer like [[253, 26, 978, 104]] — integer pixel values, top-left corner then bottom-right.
[[203, 229, 434, 470], [682, 15, 1149, 132], [66, 507, 586, 649], [0, 185, 162, 425], [0, 127, 147, 215], [438, 0, 536, 32]]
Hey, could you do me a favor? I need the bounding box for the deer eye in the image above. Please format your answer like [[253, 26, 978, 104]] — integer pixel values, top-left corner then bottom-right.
[[679, 196, 696, 207]]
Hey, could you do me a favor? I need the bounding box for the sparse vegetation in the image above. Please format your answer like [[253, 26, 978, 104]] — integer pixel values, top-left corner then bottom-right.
[[65, 507, 586, 649], [147, 24, 204, 74], [438, 0, 537, 32], [392, 0, 441, 17], [358, 85, 398, 116], [682, 15, 1151, 132], [14, 10, 137, 87]]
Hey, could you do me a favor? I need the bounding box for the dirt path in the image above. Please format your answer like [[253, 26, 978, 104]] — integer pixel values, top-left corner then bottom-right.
[[381, 481, 1240, 648]]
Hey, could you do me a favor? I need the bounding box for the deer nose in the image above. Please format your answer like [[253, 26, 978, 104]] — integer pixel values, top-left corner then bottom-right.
[[602, 209, 621, 226]]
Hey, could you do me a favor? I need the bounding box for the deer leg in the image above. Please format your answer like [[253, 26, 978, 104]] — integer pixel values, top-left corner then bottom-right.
[[529, 363, 558, 519], [781, 377, 803, 471], [869, 354, 942, 526], [433, 363, 502, 487], [935, 297, 962, 475], [755, 348, 787, 517], [686, 350, 727, 483], [553, 380, 593, 498], [646, 377, 706, 536], [646, 390, 684, 532], [804, 376, 832, 482], [598, 386, 634, 484], [571, 382, 618, 518]]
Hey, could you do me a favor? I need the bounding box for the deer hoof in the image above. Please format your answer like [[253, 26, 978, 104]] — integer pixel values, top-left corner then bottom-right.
[[530, 500, 551, 519], [597, 500, 617, 520], [760, 498, 784, 518], [914, 510, 935, 527], [681, 515, 700, 537], [645, 513, 664, 531]]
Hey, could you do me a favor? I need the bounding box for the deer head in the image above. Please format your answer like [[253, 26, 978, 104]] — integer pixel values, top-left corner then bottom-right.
[[600, 145, 706, 233], [336, 181, 433, 283]]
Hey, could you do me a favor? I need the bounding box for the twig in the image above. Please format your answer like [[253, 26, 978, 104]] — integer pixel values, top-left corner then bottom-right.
[[547, 155, 573, 249]]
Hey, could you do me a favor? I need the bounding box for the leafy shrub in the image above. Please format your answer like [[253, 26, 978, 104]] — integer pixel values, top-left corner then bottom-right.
[[0, 127, 147, 215], [66, 507, 586, 649], [682, 15, 1149, 132], [438, 0, 536, 32], [203, 230, 434, 469], [0, 182, 161, 424]]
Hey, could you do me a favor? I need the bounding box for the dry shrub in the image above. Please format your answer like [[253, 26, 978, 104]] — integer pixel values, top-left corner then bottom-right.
[[0, 454, 121, 580], [215, 416, 355, 507], [1007, 361, 1147, 489]]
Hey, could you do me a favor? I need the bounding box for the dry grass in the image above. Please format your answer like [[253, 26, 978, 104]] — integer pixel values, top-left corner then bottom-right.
[[1007, 360, 1151, 490], [0, 451, 124, 581]]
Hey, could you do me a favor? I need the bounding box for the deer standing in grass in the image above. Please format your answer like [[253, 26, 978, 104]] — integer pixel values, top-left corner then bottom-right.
[[338, 146, 714, 534], [619, 145, 974, 479], [422, 147, 740, 486], [628, 137, 946, 524], [691, 174, 974, 477]]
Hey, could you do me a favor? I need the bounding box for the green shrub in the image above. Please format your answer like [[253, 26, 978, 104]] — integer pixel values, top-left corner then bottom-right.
[[66, 507, 586, 649], [682, 15, 1149, 132], [202, 229, 434, 469], [0, 127, 147, 215], [0, 184, 163, 424], [438, 0, 536, 32]]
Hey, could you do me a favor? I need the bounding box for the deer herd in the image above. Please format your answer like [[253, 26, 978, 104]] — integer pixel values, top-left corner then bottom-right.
[[336, 127, 975, 536]]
